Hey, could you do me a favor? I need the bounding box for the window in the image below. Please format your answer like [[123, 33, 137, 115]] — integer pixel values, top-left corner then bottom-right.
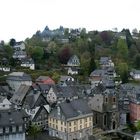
[[69, 128, 71, 132], [74, 121, 76, 125], [19, 126, 23, 132], [89, 122, 92, 126], [113, 97, 116, 103], [56, 125, 58, 129], [80, 119, 82, 124], [69, 122, 71, 126], [85, 118, 87, 122], [61, 127, 63, 131], [74, 127, 76, 131], [103, 115, 107, 126], [61, 121, 63, 125], [80, 125, 82, 129], [12, 126, 16, 133], [5, 127, 9, 133], [0, 128, 3, 134], [89, 117, 92, 121], [105, 97, 108, 103]]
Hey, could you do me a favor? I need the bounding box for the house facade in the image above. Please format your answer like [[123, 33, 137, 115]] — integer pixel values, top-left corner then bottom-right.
[[47, 86, 79, 104], [21, 58, 35, 70], [67, 55, 80, 67], [0, 96, 11, 110], [12, 51, 27, 60], [13, 41, 25, 51], [99, 57, 114, 69], [130, 69, 140, 80], [48, 99, 93, 140], [0, 109, 29, 140]]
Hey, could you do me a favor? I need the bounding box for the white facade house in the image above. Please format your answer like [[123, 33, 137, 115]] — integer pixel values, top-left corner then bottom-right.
[[0, 96, 11, 110], [12, 51, 27, 60], [134, 132, 140, 140], [47, 87, 57, 104], [21, 58, 35, 70], [67, 55, 80, 67], [68, 67, 78, 75], [13, 42, 25, 51], [130, 69, 140, 80], [6, 72, 32, 92], [0, 66, 10, 72]]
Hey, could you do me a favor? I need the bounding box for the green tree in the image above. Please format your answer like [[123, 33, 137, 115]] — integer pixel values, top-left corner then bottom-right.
[[117, 38, 128, 60], [118, 63, 129, 83], [134, 54, 140, 68], [136, 120, 140, 131], [52, 71, 60, 83], [31, 46, 44, 61], [88, 56, 97, 74], [4, 45, 13, 59], [28, 124, 41, 140], [80, 52, 91, 76]]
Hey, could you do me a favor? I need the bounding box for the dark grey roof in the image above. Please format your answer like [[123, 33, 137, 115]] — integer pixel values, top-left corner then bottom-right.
[[51, 85, 78, 98], [69, 67, 78, 71], [60, 75, 74, 82], [15, 41, 24, 46], [131, 69, 140, 74], [10, 85, 30, 105], [90, 69, 106, 77], [0, 95, 5, 103], [0, 109, 28, 127], [7, 72, 32, 81], [21, 58, 34, 64], [60, 99, 92, 119], [37, 83, 51, 91]]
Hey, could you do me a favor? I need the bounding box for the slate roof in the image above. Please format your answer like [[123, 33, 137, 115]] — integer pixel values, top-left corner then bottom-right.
[[60, 75, 74, 82], [37, 83, 51, 92], [0, 109, 28, 127], [90, 69, 106, 77], [7, 72, 32, 81], [10, 84, 30, 105], [24, 92, 41, 108], [61, 99, 92, 118], [131, 69, 140, 75], [50, 99, 92, 119], [50, 85, 79, 99], [0, 95, 5, 103], [21, 58, 34, 64]]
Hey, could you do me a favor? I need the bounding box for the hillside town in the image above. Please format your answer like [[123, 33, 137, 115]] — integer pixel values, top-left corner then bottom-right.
[[1, 26, 140, 140]]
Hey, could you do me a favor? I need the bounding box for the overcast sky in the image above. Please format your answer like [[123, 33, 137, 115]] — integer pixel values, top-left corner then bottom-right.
[[0, 0, 140, 42]]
